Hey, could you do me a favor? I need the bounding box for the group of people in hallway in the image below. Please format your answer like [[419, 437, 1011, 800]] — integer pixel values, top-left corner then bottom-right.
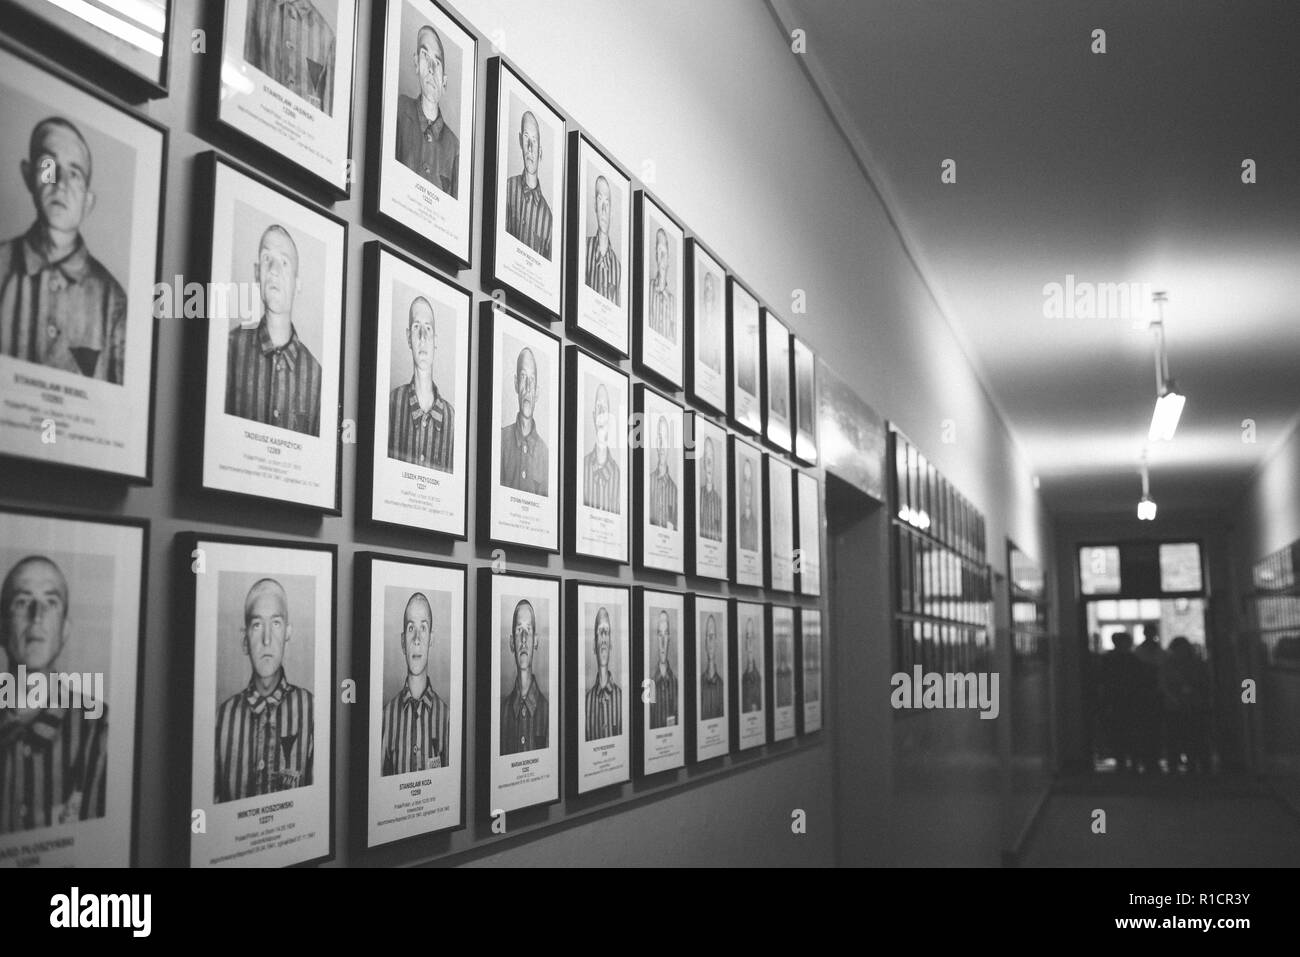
[[1096, 628, 1212, 774]]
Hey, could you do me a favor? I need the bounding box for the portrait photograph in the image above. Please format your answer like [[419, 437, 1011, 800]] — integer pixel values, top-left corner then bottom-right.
[[727, 276, 762, 435], [686, 238, 727, 413], [566, 131, 631, 355], [733, 600, 767, 751], [633, 191, 685, 389], [7, 0, 172, 94], [793, 336, 818, 464], [797, 470, 823, 596], [0, 508, 144, 868], [0, 45, 164, 482], [479, 302, 560, 551], [186, 535, 334, 868], [688, 412, 729, 580], [481, 570, 560, 814], [634, 588, 685, 777], [770, 605, 796, 742], [484, 56, 566, 321], [199, 153, 346, 512], [692, 595, 730, 762], [566, 581, 630, 795], [370, 0, 477, 266], [363, 242, 471, 537], [766, 455, 795, 592], [360, 554, 464, 848], [216, 0, 358, 194], [799, 606, 823, 734], [566, 345, 629, 564], [634, 385, 685, 574], [762, 306, 793, 453], [730, 436, 765, 587]]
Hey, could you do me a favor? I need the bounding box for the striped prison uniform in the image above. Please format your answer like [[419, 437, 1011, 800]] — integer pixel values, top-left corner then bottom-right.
[[584, 234, 620, 304], [214, 671, 314, 804], [699, 669, 724, 720], [583, 448, 620, 513], [388, 378, 454, 472], [648, 279, 676, 341], [0, 703, 108, 834], [380, 678, 449, 775], [648, 469, 677, 529], [742, 666, 763, 713], [699, 486, 723, 541], [776, 666, 794, 708], [226, 318, 323, 437], [504, 174, 553, 259], [500, 676, 547, 755], [244, 0, 336, 115], [649, 663, 677, 729], [584, 677, 622, 741]]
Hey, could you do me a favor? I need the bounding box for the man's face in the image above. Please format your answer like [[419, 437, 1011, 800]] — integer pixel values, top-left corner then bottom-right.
[[243, 586, 290, 681], [407, 300, 436, 375], [515, 348, 538, 420], [256, 228, 300, 317], [656, 416, 668, 469], [401, 597, 432, 678], [3, 559, 69, 672], [511, 603, 536, 673], [702, 439, 714, 489], [415, 29, 446, 107], [704, 617, 717, 664], [592, 383, 610, 447], [656, 612, 670, 662], [594, 177, 611, 235], [594, 610, 611, 670], [654, 230, 669, 277], [26, 124, 93, 234], [519, 113, 541, 177]]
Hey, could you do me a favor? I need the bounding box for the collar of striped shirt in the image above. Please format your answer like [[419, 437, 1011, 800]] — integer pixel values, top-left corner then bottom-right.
[[507, 674, 542, 716], [242, 670, 290, 715], [404, 377, 443, 421], [255, 318, 303, 368], [17, 224, 91, 281], [516, 176, 543, 197], [398, 676, 439, 712]]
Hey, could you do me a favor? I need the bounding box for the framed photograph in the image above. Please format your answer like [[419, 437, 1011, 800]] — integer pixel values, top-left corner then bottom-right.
[[362, 242, 471, 536], [198, 152, 346, 512], [478, 302, 560, 551], [185, 534, 335, 868], [215, 0, 358, 196], [357, 554, 464, 849], [368, 0, 478, 267], [634, 587, 685, 777], [633, 190, 685, 389], [733, 600, 767, 751], [566, 581, 631, 795], [761, 306, 792, 452], [688, 412, 728, 580], [634, 384, 685, 573], [685, 238, 727, 413], [0, 43, 165, 482], [565, 345, 629, 563], [0, 508, 145, 867], [730, 436, 765, 587], [792, 337, 817, 464], [769, 605, 796, 742], [766, 454, 795, 592], [798, 607, 823, 734], [483, 55, 566, 321], [565, 130, 631, 355], [479, 569, 560, 814], [5, 0, 172, 96], [726, 276, 761, 434], [691, 594, 730, 762], [797, 470, 823, 596]]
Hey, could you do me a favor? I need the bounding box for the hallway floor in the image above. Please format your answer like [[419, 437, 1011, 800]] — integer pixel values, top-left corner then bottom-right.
[[1019, 773, 1300, 867]]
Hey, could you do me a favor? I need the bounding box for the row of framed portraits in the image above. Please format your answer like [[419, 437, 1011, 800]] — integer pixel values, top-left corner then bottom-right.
[[0, 508, 825, 867], [0, 1, 820, 494]]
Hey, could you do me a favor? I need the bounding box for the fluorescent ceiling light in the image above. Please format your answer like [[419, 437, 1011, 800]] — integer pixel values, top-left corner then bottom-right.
[[1148, 389, 1185, 442], [1137, 496, 1157, 521]]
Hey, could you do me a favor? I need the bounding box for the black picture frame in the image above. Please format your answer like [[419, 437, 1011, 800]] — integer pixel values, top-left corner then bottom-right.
[[476, 301, 562, 553], [633, 585, 687, 779], [765, 453, 796, 593], [767, 603, 797, 743], [796, 469, 824, 597], [731, 598, 767, 751], [761, 305, 793, 453], [482, 54, 568, 324], [178, 531, 338, 869], [792, 336, 818, 464], [192, 150, 348, 515], [685, 236, 729, 416], [634, 382, 686, 574], [359, 240, 473, 539], [565, 128, 633, 357], [353, 551, 468, 852], [0, 36, 167, 486], [0, 505, 149, 867], [688, 592, 733, 763], [0, 0, 173, 99], [565, 344, 631, 564], [726, 274, 762, 435], [565, 579, 633, 797], [686, 411, 730, 581], [210, 0, 361, 200], [796, 605, 824, 736], [632, 188, 687, 391], [729, 434, 765, 588], [365, 0, 479, 270]]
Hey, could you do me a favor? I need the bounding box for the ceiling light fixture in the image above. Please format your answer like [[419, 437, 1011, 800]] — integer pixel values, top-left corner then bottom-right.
[[1137, 453, 1157, 521], [1147, 291, 1185, 442]]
